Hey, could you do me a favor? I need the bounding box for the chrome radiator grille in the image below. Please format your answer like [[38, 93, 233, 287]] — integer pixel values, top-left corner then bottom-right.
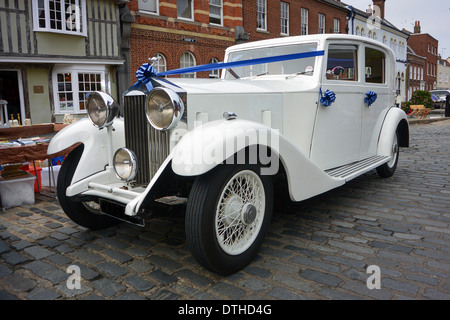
[[123, 94, 171, 185]]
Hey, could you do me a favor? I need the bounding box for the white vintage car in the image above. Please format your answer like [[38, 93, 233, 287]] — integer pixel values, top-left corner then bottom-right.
[[48, 34, 409, 275]]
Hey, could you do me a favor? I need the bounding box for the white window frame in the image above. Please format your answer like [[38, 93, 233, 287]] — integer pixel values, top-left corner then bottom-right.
[[280, 2, 289, 36], [32, 0, 87, 36], [301, 8, 308, 35], [209, 0, 223, 26], [180, 51, 196, 78], [52, 65, 108, 115], [138, 0, 159, 15], [257, 0, 267, 31], [333, 18, 340, 34], [318, 14, 325, 34], [209, 58, 220, 78], [153, 53, 167, 74], [177, 0, 194, 21]]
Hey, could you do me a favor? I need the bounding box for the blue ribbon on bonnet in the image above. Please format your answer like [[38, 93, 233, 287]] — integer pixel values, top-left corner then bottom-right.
[[131, 50, 325, 91], [364, 91, 377, 106]]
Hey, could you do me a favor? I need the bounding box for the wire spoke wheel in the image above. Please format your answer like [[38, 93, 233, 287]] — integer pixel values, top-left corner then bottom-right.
[[185, 164, 273, 275], [215, 170, 265, 255]]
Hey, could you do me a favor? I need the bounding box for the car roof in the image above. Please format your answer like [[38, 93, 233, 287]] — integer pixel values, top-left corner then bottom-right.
[[225, 34, 392, 54]]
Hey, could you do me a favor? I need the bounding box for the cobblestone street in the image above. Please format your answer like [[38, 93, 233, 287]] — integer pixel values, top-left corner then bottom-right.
[[1, 119, 449, 300]]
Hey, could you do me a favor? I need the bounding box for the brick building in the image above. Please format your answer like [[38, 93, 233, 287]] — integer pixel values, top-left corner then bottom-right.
[[243, 0, 348, 42], [406, 45, 426, 100], [407, 21, 439, 92], [127, 0, 244, 81]]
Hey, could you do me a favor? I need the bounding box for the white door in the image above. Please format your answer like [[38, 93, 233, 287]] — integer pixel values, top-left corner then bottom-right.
[[360, 45, 392, 158], [310, 44, 363, 170]]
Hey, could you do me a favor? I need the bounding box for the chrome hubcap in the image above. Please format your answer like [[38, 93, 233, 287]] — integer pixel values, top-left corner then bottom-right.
[[215, 170, 265, 256]]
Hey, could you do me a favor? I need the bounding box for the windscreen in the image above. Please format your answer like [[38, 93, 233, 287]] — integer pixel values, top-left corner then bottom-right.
[[224, 43, 318, 79]]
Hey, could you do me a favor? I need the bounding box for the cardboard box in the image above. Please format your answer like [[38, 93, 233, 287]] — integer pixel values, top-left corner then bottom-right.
[[0, 172, 36, 209], [41, 165, 61, 187]]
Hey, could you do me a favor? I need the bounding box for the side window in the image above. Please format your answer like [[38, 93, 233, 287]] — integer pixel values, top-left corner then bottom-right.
[[326, 45, 358, 81], [365, 47, 385, 84]]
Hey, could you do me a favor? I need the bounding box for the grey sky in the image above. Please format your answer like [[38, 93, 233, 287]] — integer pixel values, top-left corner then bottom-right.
[[343, 0, 450, 58]]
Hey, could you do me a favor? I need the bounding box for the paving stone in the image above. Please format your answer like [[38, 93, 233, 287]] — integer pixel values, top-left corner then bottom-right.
[[124, 274, 155, 291], [55, 281, 93, 298], [0, 240, 10, 254], [239, 278, 272, 292], [267, 287, 307, 300], [91, 278, 126, 297], [0, 264, 13, 278], [149, 269, 178, 285], [103, 249, 133, 264], [23, 246, 54, 260], [26, 287, 61, 300], [71, 248, 104, 264], [209, 282, 246, 299], [2, 251, 30, 266], [174, 269, 212, 287], [96, 262, 129, 279], [150, 289, 181, 300], [299, 269, 343, 287], [3, 273, 36, 292], [0, 290, 18, 300]]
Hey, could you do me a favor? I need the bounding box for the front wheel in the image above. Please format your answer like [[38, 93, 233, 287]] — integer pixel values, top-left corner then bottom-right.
[[185, 164, 273, 275], [376, 131, 399, 178], [57, 145, 119, 230]]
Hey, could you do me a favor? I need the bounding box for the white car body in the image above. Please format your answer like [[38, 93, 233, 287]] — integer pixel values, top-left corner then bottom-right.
[[49, 34, 409, 274]]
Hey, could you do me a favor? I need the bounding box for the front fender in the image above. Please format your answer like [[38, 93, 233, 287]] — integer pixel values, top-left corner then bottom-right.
[[172, 119, 342, 202], [48, 118, 125, 184], [377, 107, 409, 157]]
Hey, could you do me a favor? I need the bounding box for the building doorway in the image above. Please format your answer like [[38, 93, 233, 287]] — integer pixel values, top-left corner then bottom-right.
[[0, 70, 25, 125]]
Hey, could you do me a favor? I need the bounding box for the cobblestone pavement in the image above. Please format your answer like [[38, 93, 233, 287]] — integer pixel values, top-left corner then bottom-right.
[[1, 120, 449, 300]]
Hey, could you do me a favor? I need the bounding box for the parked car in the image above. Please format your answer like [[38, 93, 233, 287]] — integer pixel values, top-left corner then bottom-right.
[[48, 34, 409, 275], [430, 90, 450, 109]]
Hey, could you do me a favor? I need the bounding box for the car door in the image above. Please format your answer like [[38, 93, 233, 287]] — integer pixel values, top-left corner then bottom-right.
[[360, 45, 392, 159], [310, 43, 363, 170]]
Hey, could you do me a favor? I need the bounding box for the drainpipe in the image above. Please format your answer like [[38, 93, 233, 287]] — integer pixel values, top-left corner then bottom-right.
[[347, 6, 356, 35]]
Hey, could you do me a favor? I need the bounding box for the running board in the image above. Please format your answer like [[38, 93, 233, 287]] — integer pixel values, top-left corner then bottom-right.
[[325, 155, 390, 181]]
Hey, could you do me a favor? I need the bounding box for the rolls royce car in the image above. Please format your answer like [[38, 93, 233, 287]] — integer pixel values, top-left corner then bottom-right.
[[48, 34, 409, 275]]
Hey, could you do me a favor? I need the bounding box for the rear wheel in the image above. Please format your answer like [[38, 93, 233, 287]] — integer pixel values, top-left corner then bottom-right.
[[376, 131, 399, 178], [185, 164, 273, 275], [57, 145, 119, 230]]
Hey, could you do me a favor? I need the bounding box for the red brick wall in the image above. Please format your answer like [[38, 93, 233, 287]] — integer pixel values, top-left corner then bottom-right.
[[408, 33, 439, 90], [128, 0, 242, 81]]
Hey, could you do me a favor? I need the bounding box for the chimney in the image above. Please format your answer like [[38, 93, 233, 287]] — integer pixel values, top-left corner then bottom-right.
[[414, 20, 421, 34], [366, 4, 373, 15], [372, 0, 386, 19]]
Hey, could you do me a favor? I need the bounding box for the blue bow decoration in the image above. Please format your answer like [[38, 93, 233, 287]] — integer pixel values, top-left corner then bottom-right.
[[364, 91, 377, 107], [132, 63, 159, 91], [320, 89, 336, 107]]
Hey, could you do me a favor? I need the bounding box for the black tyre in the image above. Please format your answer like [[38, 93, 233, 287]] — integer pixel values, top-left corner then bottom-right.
[[57, 145, 119, 230], [376, 131, 399, 178], [185, 164, 273, 275]]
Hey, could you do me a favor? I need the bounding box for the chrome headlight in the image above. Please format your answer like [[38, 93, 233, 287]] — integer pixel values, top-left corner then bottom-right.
[[87, 91, 120, 129], [113, 148, 138, 182], [145, 87, 184, 131]]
